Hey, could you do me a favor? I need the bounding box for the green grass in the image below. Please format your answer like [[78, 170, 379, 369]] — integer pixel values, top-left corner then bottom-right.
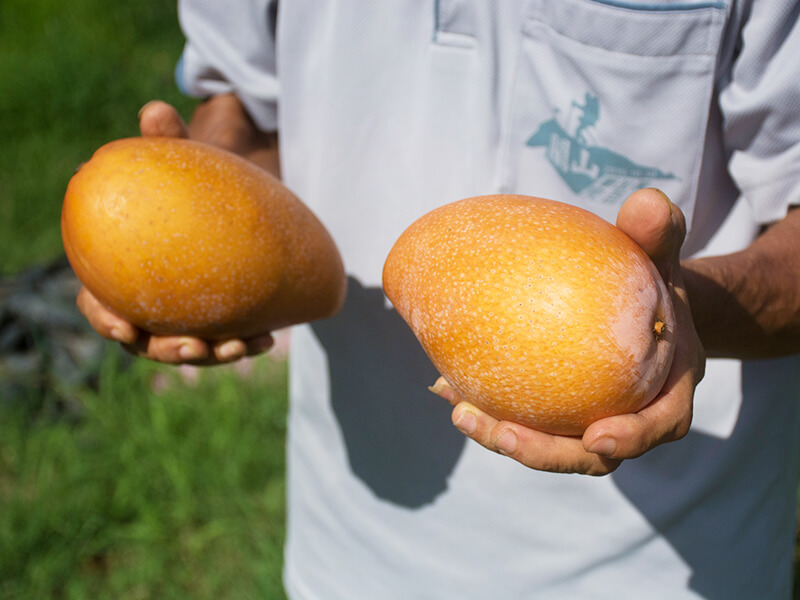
[[0, 0, 198, 276], [1, 1, 289, 597], [0, 351, 289, 599]]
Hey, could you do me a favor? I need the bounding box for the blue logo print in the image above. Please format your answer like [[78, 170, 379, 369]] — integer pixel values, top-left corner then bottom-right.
[[527, 93, 676, 204]]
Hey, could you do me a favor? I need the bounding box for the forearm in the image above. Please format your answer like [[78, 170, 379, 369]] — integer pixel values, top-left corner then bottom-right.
[[187, 93, 281, 179], [683, 207, 800, 359]]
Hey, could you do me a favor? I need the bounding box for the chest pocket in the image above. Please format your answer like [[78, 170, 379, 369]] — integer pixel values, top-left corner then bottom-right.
[[499, 0, 726, 226]]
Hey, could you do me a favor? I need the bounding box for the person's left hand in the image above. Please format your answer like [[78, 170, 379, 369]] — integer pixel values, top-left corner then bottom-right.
[[430, 188, 706, 476], [74, 99, 275, 366]]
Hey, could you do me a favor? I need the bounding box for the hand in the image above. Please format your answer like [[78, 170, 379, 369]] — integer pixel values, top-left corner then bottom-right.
[[431, 188, 706, 476], [74, 100, 274, 365]]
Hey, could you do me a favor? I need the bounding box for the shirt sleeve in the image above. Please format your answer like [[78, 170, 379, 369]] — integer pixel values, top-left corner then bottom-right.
[[176, 0, 280, 132], [720, 0, 800, 223]]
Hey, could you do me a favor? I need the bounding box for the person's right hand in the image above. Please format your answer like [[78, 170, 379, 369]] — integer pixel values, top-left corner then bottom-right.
[[75, 100, 274, 365], [431, 189, 705, 475]]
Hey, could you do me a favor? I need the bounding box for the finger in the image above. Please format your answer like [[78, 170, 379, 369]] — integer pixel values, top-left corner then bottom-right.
[[583, 305, 705, 460], [582, 379, 693, 461], [76, 286, 138, 344], [451, 402, 622, 476], [245, 333, 275, 356], [124, 331, 275, 365], [616, 188, 686, 274], [210, 339, 252, 363], [211, 333, 276, 362], [123, 333, 210, 364], [435, 378, 621, 473], [429, 376, 458, 406], [138, 100, 189, 138]]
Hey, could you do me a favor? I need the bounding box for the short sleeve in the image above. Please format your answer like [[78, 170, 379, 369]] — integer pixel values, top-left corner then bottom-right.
[[720, 0, 800, 223], [176, 0, 280, 132]]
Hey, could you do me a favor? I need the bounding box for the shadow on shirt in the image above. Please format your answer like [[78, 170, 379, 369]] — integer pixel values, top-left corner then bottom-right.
[[611, 356, 800, 599], [311, 277, 466, 508], [311, 278, 800, 596]]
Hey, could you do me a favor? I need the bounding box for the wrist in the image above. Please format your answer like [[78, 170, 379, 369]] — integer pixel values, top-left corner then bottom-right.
[[188, 93, 281, 178]]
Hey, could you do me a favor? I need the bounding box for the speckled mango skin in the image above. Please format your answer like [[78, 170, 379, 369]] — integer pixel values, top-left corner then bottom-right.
[[62, 137, 346, 340], [383, 195, 675, 436]]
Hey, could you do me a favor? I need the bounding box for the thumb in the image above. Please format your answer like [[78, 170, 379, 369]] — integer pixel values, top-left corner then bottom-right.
[[616, 188, 686, 277], [138, 100, 189, 139]]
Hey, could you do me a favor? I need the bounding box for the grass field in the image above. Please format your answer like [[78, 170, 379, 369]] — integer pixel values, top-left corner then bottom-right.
[[0, 1, 197, 276], [0, 354, 289, 599], [1, 1, 289, 598]]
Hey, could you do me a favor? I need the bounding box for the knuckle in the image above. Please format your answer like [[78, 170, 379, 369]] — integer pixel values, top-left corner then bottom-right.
[[694, 353, 707, 384], [75, 288, 87, 311], [673, 413, 692, 441], [586, 458, 622, 477], [146, 339, 177, 364]]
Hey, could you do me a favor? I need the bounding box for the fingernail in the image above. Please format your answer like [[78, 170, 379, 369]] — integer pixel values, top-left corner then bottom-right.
[[137, 100, 161, 119], [428, 377, 455, 402], [218, 340, 245, 360], [651, 188, 674, 215], [110, 326, 128, 343], [494, 429, 518, 455], [453, 409, 477, 435], [587, 436, 617, 457], [178, 343, 203, 361]]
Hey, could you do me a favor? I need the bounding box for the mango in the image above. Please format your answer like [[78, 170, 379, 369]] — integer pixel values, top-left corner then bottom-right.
[[382, 194, 675, 435], [62, 136, 346, 340]]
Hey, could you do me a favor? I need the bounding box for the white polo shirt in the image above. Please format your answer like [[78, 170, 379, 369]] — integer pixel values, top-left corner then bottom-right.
[[178, 1, 800, 598]]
